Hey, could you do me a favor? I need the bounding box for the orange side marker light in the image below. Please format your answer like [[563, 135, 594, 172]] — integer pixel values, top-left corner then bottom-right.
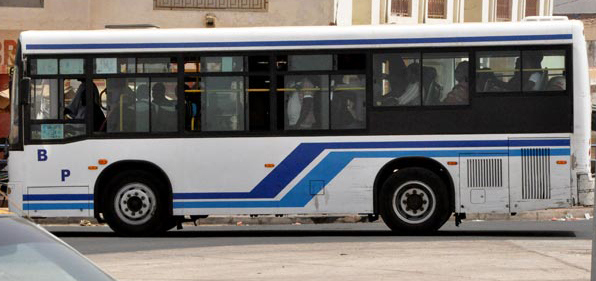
[[265, 164, 275, 168], [98, 159, 108, 165], [88, 166, 98, 170], [447, 161, 458, 166], [556, 160, 567, 165]]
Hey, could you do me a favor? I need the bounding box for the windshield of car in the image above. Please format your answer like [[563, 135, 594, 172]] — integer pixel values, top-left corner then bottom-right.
[[0, 217, 114, 281]]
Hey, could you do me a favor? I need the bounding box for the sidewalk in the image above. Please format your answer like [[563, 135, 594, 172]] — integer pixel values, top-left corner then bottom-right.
[[1, 206, 592, 225]]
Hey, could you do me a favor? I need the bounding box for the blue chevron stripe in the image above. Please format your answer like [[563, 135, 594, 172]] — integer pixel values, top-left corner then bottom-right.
[[173, 139, 570, 201], [173, 147, 570, 208]]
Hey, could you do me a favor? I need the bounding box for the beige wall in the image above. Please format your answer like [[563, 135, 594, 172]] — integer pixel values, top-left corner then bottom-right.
[[0, 0, 91, 30], [352, 0, 372, 25], [0, 0, 335, 31], [89, 0, 335, 29]]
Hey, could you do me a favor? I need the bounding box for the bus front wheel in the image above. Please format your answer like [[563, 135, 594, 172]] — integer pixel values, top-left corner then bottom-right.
[[380, 167, 449, 234], [103, 170, 170, 236]]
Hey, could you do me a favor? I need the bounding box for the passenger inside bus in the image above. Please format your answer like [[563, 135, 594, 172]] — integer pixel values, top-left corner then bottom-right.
[[151, 82, 177, 132], [521, 53, 545, 91], [106, 79, 136, 132], [421, 66, 442, 105], [546, 76, 566, 91], [135, 84, 150, 132], [287, 77, 318, 129], [332, 90, 364, 129], [396, 63, 422, 106], [376, 55, 407, 106], [443, 61, 469, 105], [65, 80, 106, 131]]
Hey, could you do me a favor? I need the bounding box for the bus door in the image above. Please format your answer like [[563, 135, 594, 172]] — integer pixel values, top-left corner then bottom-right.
[[459, 153, 510, 213], [508, 138, 572, 212]]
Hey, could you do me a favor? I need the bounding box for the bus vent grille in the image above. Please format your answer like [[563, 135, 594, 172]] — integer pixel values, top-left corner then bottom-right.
[[521, 148, 551, 199], [467, 159, 503, 188]]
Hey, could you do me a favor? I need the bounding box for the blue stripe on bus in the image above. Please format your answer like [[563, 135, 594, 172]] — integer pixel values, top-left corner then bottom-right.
[[20, 140, 570, 209], [23, 203, 93, 210], [23, 194, 93, 201], [173, 140, 569, 200], [173, 147, 571, 208], [26, 34, 573, 50]]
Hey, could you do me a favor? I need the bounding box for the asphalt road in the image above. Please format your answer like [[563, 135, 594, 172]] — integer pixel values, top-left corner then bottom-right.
[[45, 220, 593, 255]]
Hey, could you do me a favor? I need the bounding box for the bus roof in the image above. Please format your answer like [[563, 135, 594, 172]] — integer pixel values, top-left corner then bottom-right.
[[19, 20, 581, 55]]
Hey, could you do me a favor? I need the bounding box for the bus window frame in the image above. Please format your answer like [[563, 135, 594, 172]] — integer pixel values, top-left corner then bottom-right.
[[21, 44, 574, 146], [472, 44, 571, 97]]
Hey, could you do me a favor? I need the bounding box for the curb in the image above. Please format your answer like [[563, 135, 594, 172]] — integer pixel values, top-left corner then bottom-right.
[[26, 207, 594, 226]]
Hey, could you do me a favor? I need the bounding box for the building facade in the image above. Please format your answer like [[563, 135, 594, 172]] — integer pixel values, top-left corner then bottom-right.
[[337, 0, 554, 25], [553, 0, 596, 99]]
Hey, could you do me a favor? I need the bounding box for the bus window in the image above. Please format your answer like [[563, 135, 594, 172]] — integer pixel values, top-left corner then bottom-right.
[[247, 76, 270, 131], [373, 53, 421, 106], [30, 59, 57, 75], [422, 52, 469, 106], [184, 56, 200, 73], [523, 50, 566, 91], [94, 58, 135, 74], [281, 75, 329, 130], [330, 75, 365, 129], [30, 79, 59, 120], [137, 57, 177, 73], [151, 78, 178, 132], [29, 78, 88, 140], [288, 55, 333, 71], [59, 59, 84, 75], [95, 78, 149, 133], [247, 56, 270, 72], [202, 76, 244, 131], [476, 51, 520, 92], [336, 54, 366, 71], [184, 77, 202, 131], [202, 56, 243, 72]]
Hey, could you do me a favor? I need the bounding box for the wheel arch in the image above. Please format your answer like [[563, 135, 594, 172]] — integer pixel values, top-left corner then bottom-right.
[[93, 160, 173, 221], [373, 157, 455, 214]]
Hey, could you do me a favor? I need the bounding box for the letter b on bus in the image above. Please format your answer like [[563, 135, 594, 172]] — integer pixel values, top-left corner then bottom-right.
[[61, 169, 70, 182], [37, 149, 48, 161]]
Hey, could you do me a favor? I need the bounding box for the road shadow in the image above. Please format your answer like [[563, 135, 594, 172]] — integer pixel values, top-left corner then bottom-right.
[[50, 229, 578, 239], [49, 226, 584, 255]]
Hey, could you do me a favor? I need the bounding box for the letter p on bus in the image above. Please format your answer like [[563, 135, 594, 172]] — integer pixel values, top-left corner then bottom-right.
[[61, 169, 70, 182]]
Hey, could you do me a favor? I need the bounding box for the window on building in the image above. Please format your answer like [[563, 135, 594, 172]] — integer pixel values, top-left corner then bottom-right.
[[497, 0, 511, 21], [525, 0, 539, 17], [428, 0, 447, 19], [391, 0, 411, 17], [0, 0, 43, 8], [154, 0, 268, 11]]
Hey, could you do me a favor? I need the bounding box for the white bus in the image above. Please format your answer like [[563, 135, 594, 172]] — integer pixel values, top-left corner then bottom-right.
[[7, 18, 593, 236]]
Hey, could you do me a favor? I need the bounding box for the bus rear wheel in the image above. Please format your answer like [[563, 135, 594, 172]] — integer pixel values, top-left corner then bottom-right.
[[103, 170, 170, 236], [380, 167, 449, 234]]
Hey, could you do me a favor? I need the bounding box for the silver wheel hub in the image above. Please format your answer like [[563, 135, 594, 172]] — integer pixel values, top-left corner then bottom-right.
[[114, 183, 156, 225], [392, 181, 436, 224]]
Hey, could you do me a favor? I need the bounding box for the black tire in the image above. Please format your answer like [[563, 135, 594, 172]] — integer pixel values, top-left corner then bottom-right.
[[103, 170, 171, 236], [380, 167, 450, 234]]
